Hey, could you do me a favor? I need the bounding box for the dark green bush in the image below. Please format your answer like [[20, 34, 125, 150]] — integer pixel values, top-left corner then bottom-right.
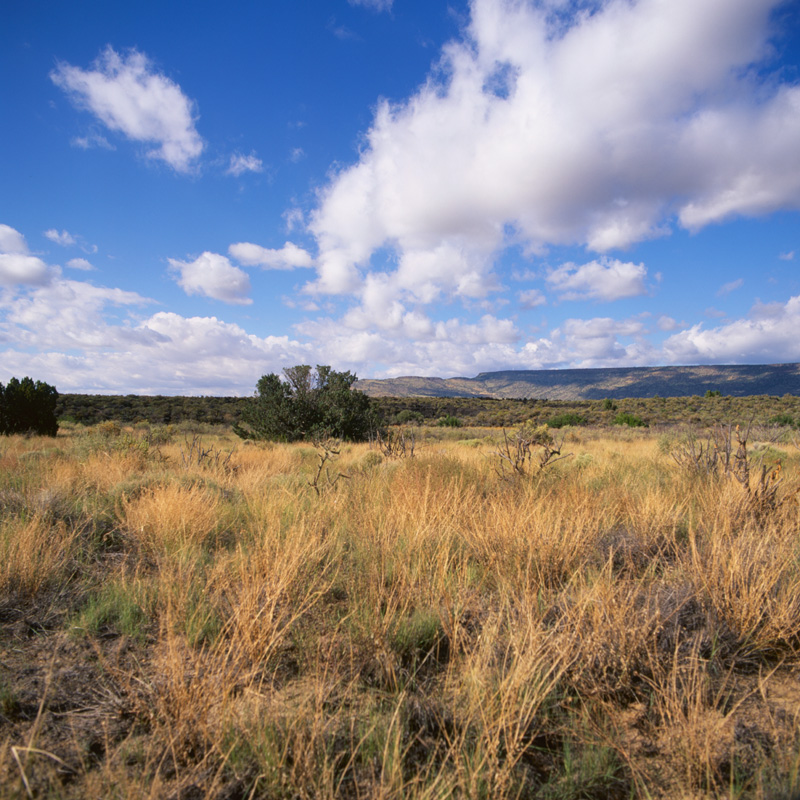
[[0, 376, 59, 436], [613, 412, 647, 428], [393, 409, 425, 425], [437, 415, 462, 428], [547, 412, 587, 428], [768, 413, 796, 428], [234, 365, 378, 442]]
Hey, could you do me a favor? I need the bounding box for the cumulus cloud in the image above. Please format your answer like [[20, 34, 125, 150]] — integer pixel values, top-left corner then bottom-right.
[[229, 241, 314, 270], [226, 152, 263, 176], [296, 311, 524, 377], [0, 224, 54, 287], [0, 225, 29, 255], [657, 315, 679, 332], [664, 296, 800, 363], [551, 316, 649, 363], [0, 278, 152, 351], [44, 229, 77, 247], [284, 208, 305, 233], [51, 46, 204, 173], [308, 0, 800, 306], [546, 258, 648, 302], [168, 252, 252, 305], [0, 300, 311, 394], [518, 288, 546, 308], [66, 258, 95, 271]]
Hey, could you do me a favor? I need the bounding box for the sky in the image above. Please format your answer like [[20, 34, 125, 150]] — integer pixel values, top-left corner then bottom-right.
[[2, 0, 800, 395]]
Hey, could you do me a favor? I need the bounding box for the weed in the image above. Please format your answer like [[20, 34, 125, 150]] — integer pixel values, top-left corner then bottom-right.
[[494, 422, 571, 478]]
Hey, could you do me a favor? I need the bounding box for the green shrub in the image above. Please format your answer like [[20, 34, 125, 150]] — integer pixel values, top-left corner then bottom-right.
[[234, 365, 379, 442], [547, 412, 587, 428], [393, 409, 425, 425], [768, 413, 796, 428], [437, 415, 462, 428], [613, 412, 647, 428]]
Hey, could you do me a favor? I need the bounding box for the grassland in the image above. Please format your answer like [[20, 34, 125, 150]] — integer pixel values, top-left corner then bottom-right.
[[1, 420, 800, 798]]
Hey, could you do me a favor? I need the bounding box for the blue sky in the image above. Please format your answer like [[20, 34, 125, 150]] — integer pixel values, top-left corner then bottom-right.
[[2, 0, 800, 395]]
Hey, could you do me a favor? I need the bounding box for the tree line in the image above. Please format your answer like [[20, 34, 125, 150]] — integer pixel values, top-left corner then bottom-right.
[[4, 368, 800, 439]]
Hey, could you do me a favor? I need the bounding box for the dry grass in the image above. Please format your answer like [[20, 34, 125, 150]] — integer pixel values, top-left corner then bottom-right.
[[1, 423, 799, 798]]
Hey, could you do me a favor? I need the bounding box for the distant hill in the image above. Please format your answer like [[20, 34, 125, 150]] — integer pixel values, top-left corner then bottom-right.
[[354, 363, 800, 400]]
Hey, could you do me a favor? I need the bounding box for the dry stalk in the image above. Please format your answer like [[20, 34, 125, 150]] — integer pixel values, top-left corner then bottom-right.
[[308, 438, 349, 497], [494, 422, 571, 479], [180, 434, 234, 473], [671, 422, 794, 520], [374, 428, 416, 459]]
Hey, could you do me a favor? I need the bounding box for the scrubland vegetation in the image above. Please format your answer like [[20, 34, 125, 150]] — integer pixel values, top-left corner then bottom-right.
[[1, 419, 800, 798]]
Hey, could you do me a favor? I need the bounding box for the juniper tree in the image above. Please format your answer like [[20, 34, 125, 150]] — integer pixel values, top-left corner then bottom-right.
[[0, 376, 59, 437], [234, 365, 378, 442]]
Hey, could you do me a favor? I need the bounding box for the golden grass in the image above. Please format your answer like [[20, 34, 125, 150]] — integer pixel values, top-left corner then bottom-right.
[[0, 515, 80, 598], [121, 482, 223, 556], [1, 423, 799, 798]]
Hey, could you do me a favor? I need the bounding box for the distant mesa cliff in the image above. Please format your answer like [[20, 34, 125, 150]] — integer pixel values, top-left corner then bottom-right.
[[354, 364, 800, 400]]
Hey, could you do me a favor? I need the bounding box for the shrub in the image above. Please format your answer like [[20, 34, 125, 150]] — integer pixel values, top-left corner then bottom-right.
[[234, 365, 378, 442], [0, 376, 59, 436], [613, 412, 647, 428], [603, 398, 617, 411], [437, 415, 462, 428], [393, 409, 424, 425], [768, 413, 796, 428], [547, 412, 587, 428]]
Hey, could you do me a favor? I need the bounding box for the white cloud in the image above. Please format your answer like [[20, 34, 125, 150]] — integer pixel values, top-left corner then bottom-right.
[[0, 225, 29, 255], [290, 147, 306, 163], [51, 46, 204, 173], [717, 278, 743, 296], [44, 229, 77, 247], [779, 250, 795, 261], [0, 224, 54, 287], [348, 0, 394, 11], [546, 258, 648, 302], [551, 316, 649, 363], [66, 257, 95, 271], [664, 296, 800, 363], [71, 132, 114, 150], [0, 255, 53, 287], [518, 288, 546, 308], [229, 241, 314, 270], [329, 21, 360, 41], [308, 0, 800, 306], [226, 152, 264, 176], [284, 208, 305, 233], [657, 315, 679, 332], [0, 304, 311, 394], [168, 252, 252, 305], [0, 278, 152, 350]]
